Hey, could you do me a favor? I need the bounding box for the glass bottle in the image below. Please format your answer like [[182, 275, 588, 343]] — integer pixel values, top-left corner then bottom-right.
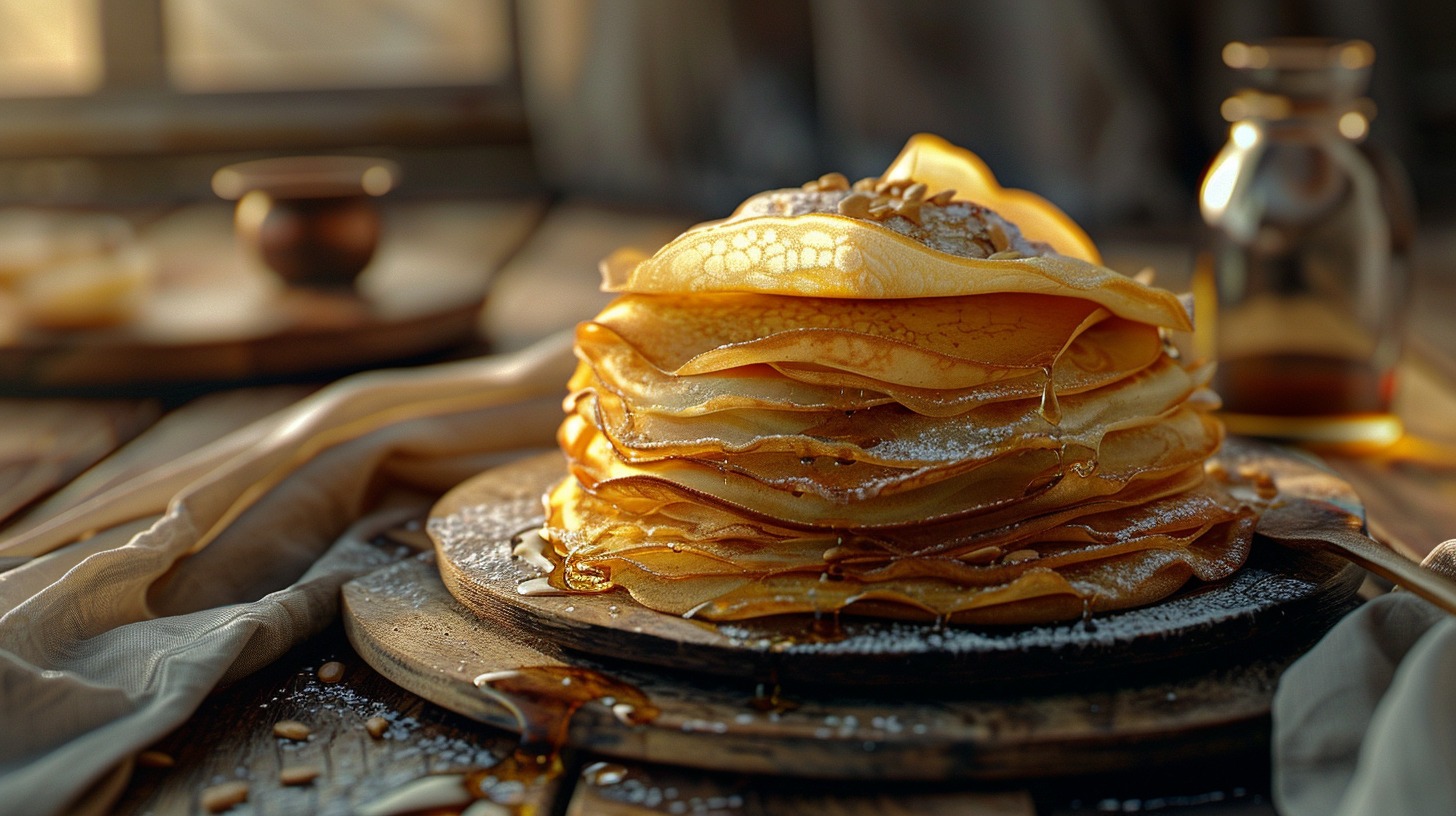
[[1197, 39, 1414, 448]]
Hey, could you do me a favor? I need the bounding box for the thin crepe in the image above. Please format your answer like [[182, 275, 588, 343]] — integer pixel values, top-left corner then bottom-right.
[[537, 135, 1258, 625]]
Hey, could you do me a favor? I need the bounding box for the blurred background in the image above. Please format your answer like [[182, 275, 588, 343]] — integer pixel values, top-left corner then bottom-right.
[[0, 0, 1450, 228], [2, 0, 1456, 393]]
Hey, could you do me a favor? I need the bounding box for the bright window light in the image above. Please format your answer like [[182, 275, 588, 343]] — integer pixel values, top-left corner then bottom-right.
[[0, 0, 102, 96], [164, 0, 513, 92]]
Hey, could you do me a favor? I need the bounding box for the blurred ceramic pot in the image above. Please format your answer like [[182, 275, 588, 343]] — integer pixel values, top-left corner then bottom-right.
[[213, 156, 398, 290]]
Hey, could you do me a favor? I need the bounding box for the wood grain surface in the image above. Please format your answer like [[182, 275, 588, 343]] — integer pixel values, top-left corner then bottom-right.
[[107, 618, 565, 816], [0, 398, 158, 523]]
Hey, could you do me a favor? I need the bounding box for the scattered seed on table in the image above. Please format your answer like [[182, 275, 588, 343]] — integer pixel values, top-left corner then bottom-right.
[[365, 716, 389, 739], [136, 750, 174, 768], [279, 764, 321, 786], [201, 780, 248, 813], [273, 720, 312, 740], [317, 661, 345, 683]]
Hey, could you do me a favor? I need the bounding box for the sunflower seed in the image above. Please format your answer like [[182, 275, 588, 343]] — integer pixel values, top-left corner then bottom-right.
[[201, 781, 249, 813], [317, 661, 345, 684], [273, 720, 312, 741], [280, 765, 321, 786]]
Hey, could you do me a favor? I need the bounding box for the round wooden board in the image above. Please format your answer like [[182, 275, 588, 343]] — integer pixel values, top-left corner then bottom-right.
[[428, 439, 1363, 689], [344, 556, 1311, 781]]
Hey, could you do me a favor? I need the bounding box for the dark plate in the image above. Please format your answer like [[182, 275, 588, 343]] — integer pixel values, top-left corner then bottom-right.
[[429, 439, 1363, 690]]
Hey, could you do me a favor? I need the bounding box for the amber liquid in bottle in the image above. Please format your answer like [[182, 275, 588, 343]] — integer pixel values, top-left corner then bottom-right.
[[1202, 205, 1408, 447], [1200, 39, 1411, 449], [1215, 353, 1391, 416], [1213, 353, 1402, 447]]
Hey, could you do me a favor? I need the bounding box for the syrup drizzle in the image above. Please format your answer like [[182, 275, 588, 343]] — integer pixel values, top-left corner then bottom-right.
[[750, 678, 801, 714], [1038, 366, 1062, 426], [1065, 443, 1100, 479], [1079, 596, 1099, 633], [348, 667, 664, 815], [459, 665, 660, 812], [476, 666, 660, 760], [1069, 456, 1099, 478], [809, 609, 845, 643]]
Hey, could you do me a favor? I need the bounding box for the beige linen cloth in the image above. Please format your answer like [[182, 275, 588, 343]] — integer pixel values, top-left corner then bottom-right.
[[0, 333, 575, 816]]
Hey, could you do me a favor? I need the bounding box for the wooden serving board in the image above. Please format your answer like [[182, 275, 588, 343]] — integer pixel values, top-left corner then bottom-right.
[[343, 438, 1364, 780], [345, 556, 1314, 782], [428, 443, 1363, 689]]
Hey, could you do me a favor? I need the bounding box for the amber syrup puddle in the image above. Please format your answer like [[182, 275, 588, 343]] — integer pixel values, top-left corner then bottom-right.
[[461, 665, 660, 812]]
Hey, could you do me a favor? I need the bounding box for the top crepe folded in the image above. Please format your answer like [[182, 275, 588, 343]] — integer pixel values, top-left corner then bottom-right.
[[600, 134, 1190, 332]]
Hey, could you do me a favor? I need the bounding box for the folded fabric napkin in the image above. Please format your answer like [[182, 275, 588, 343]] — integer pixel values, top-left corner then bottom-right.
[[0, 333, 575, 816], [1275, 541, 1456, 815]]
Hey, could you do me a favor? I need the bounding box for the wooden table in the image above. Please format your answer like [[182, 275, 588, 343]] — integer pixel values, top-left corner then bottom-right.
[[7, 202, 1456, 816]]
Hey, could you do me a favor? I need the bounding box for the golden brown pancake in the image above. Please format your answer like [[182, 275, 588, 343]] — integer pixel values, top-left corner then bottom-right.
[[531, 134, 1263, 625]]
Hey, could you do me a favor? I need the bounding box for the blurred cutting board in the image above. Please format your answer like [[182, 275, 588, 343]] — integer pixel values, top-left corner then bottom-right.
[[0, 199, 544, 394]]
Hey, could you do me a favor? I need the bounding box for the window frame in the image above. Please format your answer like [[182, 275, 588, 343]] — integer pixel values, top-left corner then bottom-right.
[[0, 0, 528, 159]]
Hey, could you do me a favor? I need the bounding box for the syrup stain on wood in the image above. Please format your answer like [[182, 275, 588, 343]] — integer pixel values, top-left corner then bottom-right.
[[458, 665, 659, 812]]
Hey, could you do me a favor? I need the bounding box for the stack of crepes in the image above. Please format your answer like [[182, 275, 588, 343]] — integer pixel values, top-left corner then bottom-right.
[[533, 134, 1266, 626]]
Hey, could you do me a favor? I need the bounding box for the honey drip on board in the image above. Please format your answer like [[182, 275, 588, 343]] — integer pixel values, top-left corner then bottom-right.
[[477, 665, 659, 758], [1079, 596, 1099, 633], [809, 609, 845, 643], [750, 677, 801, 714], [465, 665, 660, 811]]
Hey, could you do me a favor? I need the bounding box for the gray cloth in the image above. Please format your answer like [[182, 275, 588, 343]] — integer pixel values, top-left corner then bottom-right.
[[0, 334, 574, 816], [1274, 541, 1456, 815]]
